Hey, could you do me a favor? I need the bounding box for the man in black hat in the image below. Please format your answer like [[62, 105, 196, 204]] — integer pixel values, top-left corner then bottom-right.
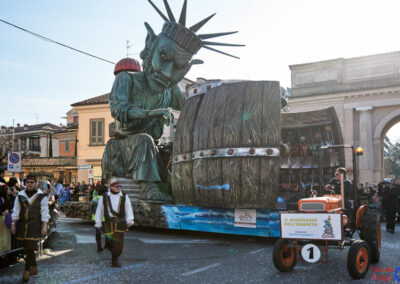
[[326, 167, 355, 219], [382, 179, 398, 233], [11, 174, 49, 282], [94, 178, 134, 267]]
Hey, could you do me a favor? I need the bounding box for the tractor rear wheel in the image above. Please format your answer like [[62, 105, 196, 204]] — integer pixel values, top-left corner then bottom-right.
[[347, 240, 370, 279], [360, 208, 381, 263], [272, 239, 297, 272]]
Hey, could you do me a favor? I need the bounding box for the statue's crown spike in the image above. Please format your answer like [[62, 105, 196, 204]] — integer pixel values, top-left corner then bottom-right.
[[147, 0, 243, 58], [163, 0, 176, 22], [148, 0, 169, 22], [178, 0, 187, 26], [189, 13, 215, 32]]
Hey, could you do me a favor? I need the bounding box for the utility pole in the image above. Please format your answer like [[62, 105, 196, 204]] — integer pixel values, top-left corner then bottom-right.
[[12, 119, 15, 151], [126, 40, 132, 57], [12, 119, 15, 177]]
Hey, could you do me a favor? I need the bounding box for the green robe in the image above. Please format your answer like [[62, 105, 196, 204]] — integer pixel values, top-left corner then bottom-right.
[[102, 71, 183, 182]]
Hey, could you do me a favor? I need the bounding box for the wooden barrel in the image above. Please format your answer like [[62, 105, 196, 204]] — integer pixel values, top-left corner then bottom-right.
[[172, 80, 281, 208]]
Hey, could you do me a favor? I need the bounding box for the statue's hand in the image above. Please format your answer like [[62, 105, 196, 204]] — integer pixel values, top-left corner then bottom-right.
[[148, 108, 174, 126]]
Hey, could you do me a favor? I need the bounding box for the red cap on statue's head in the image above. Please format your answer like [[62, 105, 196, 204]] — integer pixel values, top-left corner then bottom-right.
[[114, 58, 141, 75]]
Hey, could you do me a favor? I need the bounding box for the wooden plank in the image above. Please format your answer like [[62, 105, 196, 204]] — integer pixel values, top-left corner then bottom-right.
[[179, 162, 196, 205], [239, 81, 264, 207], [171, 95, 202, 204], [259, 81, 281, 208], [192, 88, 217, 204], [221, 82, 247, 207], [204, 86, 227, 207]]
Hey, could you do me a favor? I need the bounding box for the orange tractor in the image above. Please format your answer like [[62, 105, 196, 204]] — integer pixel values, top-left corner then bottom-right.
[[273, 145, 381, 279]]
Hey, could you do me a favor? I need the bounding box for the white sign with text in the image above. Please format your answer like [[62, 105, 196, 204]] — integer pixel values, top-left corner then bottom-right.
[[234, 209, 256, 228], [280, 213, 342, 240]]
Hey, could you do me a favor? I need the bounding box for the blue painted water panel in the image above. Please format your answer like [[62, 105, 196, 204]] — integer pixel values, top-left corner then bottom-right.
[[161, 205, 280, 237]]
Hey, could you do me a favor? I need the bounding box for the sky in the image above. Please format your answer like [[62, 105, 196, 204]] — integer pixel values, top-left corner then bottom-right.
[[1, 0, 400, 141]]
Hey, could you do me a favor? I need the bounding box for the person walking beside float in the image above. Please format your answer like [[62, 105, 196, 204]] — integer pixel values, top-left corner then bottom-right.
[[94, 178, 134, 267], [11, 175, 49, 282]]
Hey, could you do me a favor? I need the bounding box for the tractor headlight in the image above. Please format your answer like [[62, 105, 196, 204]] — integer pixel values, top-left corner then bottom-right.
[[342, 215, 349, 226]]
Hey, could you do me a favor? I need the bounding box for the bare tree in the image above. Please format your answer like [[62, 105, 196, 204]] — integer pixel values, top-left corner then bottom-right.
[[0, 128, 15, 166]]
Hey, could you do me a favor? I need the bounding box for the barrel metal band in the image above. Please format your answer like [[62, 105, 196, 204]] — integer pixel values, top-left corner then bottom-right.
[[185, 80, 242, 100], [172, 147, 280, 164]]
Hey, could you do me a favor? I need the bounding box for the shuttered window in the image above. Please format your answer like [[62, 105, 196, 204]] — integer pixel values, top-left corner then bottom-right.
[[90, 119, 104, 145]]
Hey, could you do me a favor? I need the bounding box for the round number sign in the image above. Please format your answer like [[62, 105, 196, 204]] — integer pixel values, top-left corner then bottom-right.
[[301, 243, 321, 263]]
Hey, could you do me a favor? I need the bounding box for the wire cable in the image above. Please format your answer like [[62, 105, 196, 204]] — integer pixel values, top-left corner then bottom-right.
[[0, 18, 115, 65]]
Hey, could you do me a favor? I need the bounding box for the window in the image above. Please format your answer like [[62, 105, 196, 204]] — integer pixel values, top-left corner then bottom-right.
[[65, 141, 70, 152], [90, 119, 104, 145]]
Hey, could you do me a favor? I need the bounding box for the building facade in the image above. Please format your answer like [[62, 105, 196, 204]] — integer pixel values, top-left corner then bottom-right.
[[0, 123, 79, 181], [288, 51, 400, 184], [70, 94, 112, 183]]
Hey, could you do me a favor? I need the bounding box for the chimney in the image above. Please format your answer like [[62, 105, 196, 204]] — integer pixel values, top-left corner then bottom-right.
[[17, 123, 20, 127], [24, 124, 28, 131]]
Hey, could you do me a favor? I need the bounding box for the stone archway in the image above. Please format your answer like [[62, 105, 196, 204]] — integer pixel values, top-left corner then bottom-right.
[[373, 109, 400, 181]]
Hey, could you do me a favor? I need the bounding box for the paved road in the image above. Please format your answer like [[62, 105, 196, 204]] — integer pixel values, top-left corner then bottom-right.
[[1, 218, 399, 284]]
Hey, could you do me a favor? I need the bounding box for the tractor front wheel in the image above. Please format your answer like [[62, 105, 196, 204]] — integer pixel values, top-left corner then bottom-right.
[[347, 240, 370, 279], [273, 239, 297, 272]]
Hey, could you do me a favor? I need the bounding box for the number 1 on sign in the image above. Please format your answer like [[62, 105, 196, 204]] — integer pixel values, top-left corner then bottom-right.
[[307, 246, 314, 259], [301, 243, 321, 263]]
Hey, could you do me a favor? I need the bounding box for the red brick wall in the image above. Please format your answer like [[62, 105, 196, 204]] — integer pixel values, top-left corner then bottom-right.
[[59, 141, 76, 157]]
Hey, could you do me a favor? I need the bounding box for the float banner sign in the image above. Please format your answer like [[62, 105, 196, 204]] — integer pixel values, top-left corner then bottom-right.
[[280, 212, 343, 241], [7, 152, 21, 172], [234, 209, 256, 228]]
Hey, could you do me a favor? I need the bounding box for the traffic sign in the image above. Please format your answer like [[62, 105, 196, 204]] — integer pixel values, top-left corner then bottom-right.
[[8, 152, 22, 172], [88, 169, 94, 178]]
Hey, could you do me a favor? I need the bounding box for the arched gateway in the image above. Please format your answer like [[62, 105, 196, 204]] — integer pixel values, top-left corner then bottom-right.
[[287, 51, 400, 184]]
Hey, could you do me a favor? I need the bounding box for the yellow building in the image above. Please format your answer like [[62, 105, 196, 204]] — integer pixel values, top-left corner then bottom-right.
[[71, 94, 112, 183]]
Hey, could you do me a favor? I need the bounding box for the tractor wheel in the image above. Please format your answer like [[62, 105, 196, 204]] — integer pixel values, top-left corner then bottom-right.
[[272, 239, 297, 272], [360, 208, 381, 263], [347, 240, 370, 279]]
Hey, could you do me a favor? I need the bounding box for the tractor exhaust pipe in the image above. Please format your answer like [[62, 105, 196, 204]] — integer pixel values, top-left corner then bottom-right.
[[340, 173, 345, 209]]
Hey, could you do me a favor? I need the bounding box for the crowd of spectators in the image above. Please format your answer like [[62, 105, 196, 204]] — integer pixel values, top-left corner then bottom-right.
[[0, 169, 102, 219], [357, 178, 399, 233]]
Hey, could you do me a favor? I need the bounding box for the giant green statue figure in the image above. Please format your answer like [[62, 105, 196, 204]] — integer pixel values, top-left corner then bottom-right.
[[102, 0, 242, 202]]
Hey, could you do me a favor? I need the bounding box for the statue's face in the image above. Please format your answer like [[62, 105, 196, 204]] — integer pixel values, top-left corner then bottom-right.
[[144, 35, 192, 93]]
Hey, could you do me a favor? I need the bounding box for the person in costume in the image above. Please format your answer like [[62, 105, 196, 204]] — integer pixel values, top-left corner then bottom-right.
[[95, 178, 134, 267], [92, 185, 106, 252], [11, 175, 50, 282]]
